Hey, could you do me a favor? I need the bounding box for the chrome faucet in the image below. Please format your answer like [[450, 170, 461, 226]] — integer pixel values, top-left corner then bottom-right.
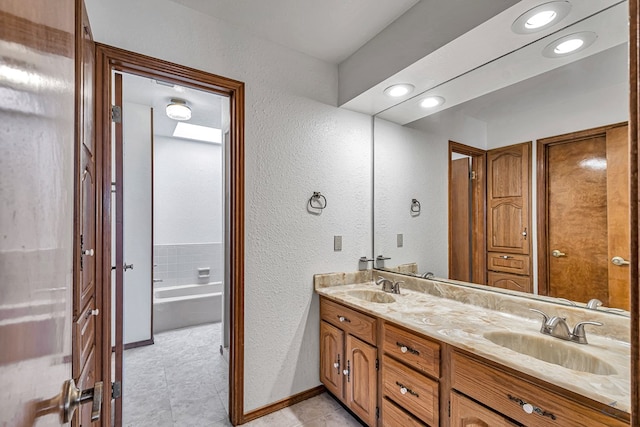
[[586, 298, 603, 310], [376, 276, 402, 294], [530, 309, 602, 344]]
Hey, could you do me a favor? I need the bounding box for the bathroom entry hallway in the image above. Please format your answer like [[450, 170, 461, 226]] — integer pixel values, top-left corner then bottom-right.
[[110, 64, 233, 425]]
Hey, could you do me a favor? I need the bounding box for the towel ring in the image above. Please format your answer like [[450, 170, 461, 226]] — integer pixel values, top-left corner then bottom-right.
[[308, 192, 327, 210], [411, 198, 421, 214]]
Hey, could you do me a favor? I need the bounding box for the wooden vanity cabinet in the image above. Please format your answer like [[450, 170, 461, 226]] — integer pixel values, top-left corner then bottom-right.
[[451, 350, 628, 427], [320, 297, 378, 426], [380, 322, 440, 426], [450, 392, 521, 427]]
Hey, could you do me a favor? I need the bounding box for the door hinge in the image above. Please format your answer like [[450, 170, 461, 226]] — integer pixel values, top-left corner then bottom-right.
[[111, 381, 122, 399], [111, 105, 122, 123], [470, 170, 477, 180], [376, 406, 380, 419], [375, 358, 379, 371]]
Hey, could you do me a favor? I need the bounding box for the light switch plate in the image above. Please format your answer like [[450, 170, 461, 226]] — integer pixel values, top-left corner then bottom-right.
[[334, 235, 342, 251], [397, 233, 403, 248]]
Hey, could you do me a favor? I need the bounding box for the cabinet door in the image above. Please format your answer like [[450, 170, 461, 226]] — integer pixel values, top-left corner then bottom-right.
[[487, 143, 530, 254], [320, 321, 344, 401], [346, 335, 377, 427], [451, 392, 518, 427], [487, 272, 532, 293]]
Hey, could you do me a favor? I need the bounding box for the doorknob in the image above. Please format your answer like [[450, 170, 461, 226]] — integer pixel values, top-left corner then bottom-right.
[[35, 379, 103, 423], [551, 250, 566, 258], [611, 256, 630, 266]]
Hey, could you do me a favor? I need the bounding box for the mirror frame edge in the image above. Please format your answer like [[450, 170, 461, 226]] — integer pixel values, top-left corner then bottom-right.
[[630, 1, 639, 424]]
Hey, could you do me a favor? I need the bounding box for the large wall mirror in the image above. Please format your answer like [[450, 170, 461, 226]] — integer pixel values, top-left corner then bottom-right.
[[373, 0, 631, 315]]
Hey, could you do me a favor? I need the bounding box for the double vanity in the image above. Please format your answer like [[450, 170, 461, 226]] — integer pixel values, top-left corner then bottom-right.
[[315, 270, 630, 426]]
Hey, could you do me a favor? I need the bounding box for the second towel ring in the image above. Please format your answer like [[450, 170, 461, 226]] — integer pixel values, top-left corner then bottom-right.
[[411, 198, 421, 214], [308, 192, 327, 210]]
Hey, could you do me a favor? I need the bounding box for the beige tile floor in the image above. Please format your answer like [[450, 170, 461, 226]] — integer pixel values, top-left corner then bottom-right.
[[120, 323, 362, 426]]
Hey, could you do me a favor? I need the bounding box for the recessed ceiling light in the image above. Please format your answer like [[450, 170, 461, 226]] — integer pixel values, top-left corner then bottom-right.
[[512, 1, 571, 34], [173, 122, 222, 143], [420, 96, 444, 109], [542, 31, 597, 58], [384, 83, 415, 98], [166, 99, 192, 121]]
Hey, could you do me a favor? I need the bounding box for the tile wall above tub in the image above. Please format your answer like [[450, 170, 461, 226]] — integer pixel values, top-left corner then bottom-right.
[[153, 242, 223, 287]]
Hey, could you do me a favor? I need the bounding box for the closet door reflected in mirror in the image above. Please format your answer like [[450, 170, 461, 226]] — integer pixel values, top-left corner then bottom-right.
[[538, 123, 630, 310]]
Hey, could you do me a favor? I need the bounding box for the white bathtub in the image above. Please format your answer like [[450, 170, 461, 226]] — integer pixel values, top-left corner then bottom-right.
[[153, 282, 223, 333]]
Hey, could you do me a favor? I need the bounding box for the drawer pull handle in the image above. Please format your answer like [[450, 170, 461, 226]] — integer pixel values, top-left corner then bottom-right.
[[337, 315, 351, 323], [395, 381, 419, 398], [334, 354, 340, 372], [507, 394, 556, 420], [501, 255, 513, 259], [396, 342, 420, 355], [343, 360, 350, 382]]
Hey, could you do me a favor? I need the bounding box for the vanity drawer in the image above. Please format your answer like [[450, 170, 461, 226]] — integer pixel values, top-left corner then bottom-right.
[[487, 272, 532, 293], [320, 297, 376, 345], [451, 351, 628, 427], [382, 322, 440, 378], [382, 355, 439, 426], [487, 252, 530, 275], [381, 397, 426, 427]]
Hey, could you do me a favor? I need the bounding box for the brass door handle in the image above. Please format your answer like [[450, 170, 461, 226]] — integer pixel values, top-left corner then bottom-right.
[[611, 256, 630, 266], [36, 379, 103, 423], [551, 250, 566, 258]]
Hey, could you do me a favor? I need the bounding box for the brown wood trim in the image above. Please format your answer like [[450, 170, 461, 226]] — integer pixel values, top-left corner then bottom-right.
[[242, 385, 326, 424], [448, 141, 487, 284], [113, 71, 124, 427], [95, 44, 245, 426], [630, 0, 640, 424], [96, 38, 112, 427], [536, 124, 628, 297]]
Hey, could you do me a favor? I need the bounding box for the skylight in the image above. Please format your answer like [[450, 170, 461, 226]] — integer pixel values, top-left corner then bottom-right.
[[172, 122, 222, 143]]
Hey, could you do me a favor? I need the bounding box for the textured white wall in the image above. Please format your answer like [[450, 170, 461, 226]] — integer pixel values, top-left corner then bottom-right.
[[154, 136, 223, 245], [374, 113, 486, 277], [85, 0, 372, 412]]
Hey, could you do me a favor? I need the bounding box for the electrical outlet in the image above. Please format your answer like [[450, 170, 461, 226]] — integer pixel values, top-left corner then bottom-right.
[[334, 235, 342, 251], [397, 233, 403, 248]]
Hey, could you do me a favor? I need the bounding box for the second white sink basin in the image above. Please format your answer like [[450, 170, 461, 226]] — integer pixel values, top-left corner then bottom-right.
[[484, 331, 617, 376], [345, 290, 396, 304]]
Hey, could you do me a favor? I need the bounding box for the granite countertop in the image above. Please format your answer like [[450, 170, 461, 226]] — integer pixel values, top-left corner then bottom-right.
[[314, 275, 630, 414]]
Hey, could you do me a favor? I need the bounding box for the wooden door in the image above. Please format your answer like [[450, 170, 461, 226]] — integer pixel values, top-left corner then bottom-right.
[[73, 2, 100, 425], [450, 157, 472, 281], [487, 143, 531, 255], [345, 335, 377, 427], [0, 0, 77, 425], [546, 135, 609, 304], [606, 125, 630, 309], [320, 321, 344, 400], [450, 392, 518, 427]]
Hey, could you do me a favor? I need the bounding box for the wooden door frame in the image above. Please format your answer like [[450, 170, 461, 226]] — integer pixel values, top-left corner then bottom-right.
[[536, 122, 627, 297], [95, 44, 245, 426], [448, 141, 487, 284]]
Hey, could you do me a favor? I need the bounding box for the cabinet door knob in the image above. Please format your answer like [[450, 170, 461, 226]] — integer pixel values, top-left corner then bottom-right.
[[522, 403, 534, 414], [333, 363, 339, 368], [400, 346, 408, 353], [337, 315, 350, 323], [400, 387, 407, 395], [82, 249, 94, 256]]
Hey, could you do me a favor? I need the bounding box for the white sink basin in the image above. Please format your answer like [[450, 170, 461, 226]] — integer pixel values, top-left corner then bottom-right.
[[484, 331, 617, 376], [345, 290, 396, 304]]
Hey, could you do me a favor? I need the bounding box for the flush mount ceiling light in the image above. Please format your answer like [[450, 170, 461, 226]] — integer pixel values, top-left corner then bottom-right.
[[511, 1, 571, 34], [542, 31, 597, 58], [383, 83, 415, 98], [166, 98, 192, 121], [420, 96, 445, 109]]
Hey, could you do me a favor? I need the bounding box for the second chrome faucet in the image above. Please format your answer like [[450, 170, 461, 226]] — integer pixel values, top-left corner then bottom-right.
[[530, 308, 602, 344]]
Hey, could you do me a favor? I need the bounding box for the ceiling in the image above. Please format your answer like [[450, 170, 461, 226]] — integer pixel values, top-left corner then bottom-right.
[[168, 0, 419, 64]]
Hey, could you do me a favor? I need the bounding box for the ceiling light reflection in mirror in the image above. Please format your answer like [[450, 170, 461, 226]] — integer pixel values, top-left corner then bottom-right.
[[377, 1, 626, 125], [511, 1, 572, 34]]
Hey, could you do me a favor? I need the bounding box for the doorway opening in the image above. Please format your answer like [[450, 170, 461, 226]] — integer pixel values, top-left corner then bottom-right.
[[96, 44, 245, 426], [448, 141, 487, 284], [110, 70, 232, 425]]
